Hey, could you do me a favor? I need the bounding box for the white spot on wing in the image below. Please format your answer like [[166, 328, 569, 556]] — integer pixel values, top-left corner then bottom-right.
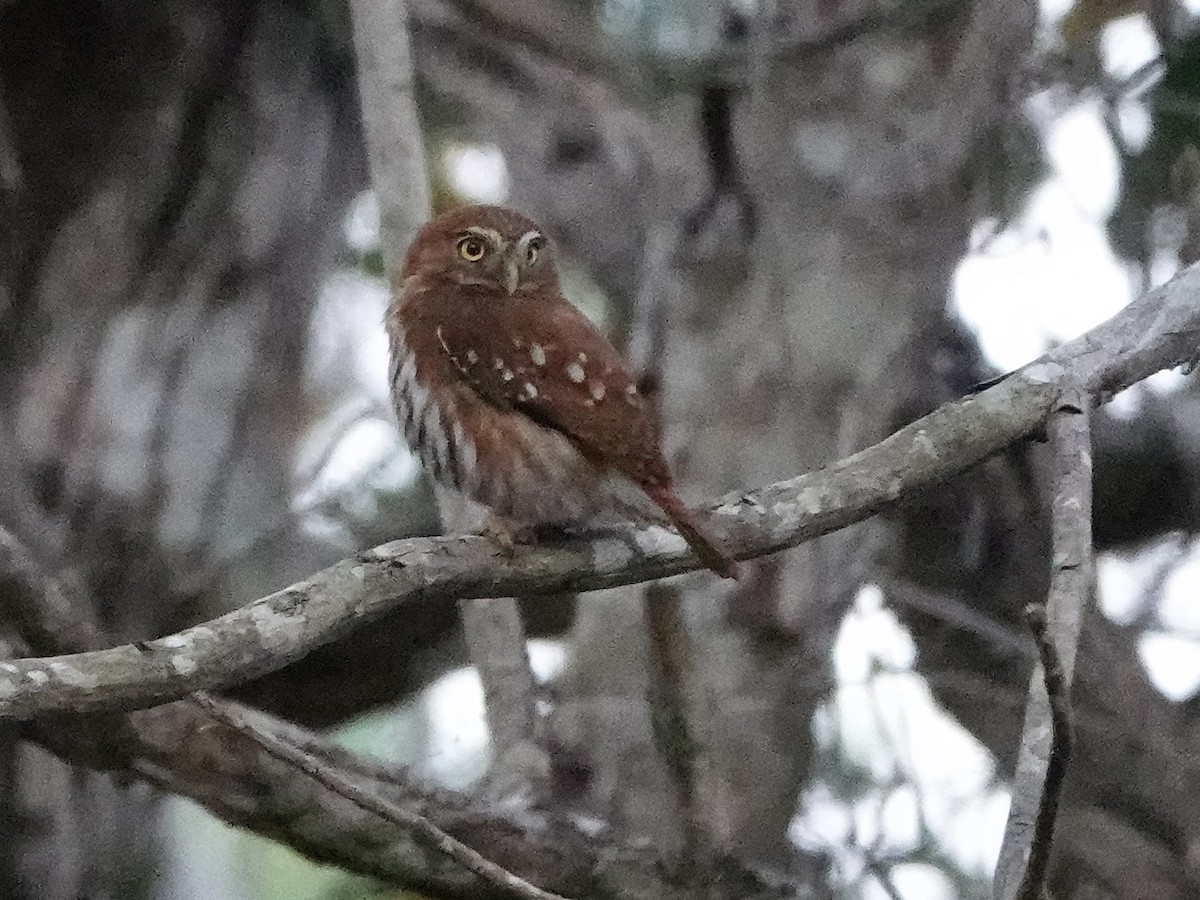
[[590, 382, 606, 401], [502, 369, 514, 382], [530, 343, 546, 366], [466, 349, 479, 364], [435, 325, 451, 356], [522, 382, 539, 399], [567, 361, 586, 383]]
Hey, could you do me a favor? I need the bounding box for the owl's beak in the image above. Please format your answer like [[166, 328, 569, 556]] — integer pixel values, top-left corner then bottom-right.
[[503, 256, 520, 295]]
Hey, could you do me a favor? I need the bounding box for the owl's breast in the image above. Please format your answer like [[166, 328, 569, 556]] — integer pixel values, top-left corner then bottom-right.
[[389, 322, 609, 525]]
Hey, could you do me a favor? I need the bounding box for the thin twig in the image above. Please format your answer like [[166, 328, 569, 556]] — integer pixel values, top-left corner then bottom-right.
[[867, 862, 906, 900], [1016, 602, 1074, 900], [882, 577, 1035, 660], [994, 388, 1093, 900], [190, 692, 572, 900]]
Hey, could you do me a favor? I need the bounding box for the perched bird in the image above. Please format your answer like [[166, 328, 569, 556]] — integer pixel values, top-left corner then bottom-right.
[[386, 204, 738, 579]]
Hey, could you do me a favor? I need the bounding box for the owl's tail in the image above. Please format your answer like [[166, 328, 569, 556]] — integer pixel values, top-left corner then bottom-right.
[[644, 484, 740, 579]]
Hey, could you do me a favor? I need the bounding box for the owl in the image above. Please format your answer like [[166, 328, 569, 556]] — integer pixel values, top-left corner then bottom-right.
[[386, 205, 737, 578]]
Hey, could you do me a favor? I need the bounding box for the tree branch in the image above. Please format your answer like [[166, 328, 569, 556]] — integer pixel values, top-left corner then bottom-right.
[[5, 524, 783, 899], [1016, 601, 1075, 900], [994, 388, 1093, 900], [0, 266, 1197, 720], [881, 577, 1035, 661], [643, 583, 707, 870], [349, 0, 430, 272], [458, 597, 545, 795], [33, 696, 604, 900], [190, 692, 571, 900]]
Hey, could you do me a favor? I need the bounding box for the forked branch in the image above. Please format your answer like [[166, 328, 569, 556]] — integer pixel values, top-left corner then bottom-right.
[[995, 389, 1092, 900]]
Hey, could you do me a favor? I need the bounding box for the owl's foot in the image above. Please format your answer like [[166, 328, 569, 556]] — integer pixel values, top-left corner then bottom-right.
[[477, 514, 535, 554]]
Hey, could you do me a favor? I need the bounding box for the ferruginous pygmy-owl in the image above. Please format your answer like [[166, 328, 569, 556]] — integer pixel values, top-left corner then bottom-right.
[[386, 204, 738, 578]]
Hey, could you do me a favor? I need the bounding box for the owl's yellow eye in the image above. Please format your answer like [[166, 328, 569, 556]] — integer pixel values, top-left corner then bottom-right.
[[526, 239, 542, 265], [458, 236, 486, 261]]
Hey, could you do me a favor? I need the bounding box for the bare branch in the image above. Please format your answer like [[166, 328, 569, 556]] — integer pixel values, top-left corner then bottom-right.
[[995, 388, 1093, 900], [190, 692, 571, 900], [643, 583, 707, 870], [2, 524, 577, 897], [0, 266, 1197, 720], [458, 597, 545, 795], [881, 578, 1035, 661], [349, 0, 431, 271], [1, 528, 781, 900], [1015, 601, 1075, 900]]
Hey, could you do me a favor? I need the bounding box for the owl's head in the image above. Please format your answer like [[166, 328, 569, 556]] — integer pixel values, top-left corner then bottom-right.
[[401, 205, 560, 298]]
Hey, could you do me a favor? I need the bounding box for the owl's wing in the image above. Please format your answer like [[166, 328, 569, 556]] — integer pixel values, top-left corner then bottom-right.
[[435, 295, 739, 578], [435, 298, 671, 487]]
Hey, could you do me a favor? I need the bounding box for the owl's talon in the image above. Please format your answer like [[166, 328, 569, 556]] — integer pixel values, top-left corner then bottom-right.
[[477, 515, 534, 554]]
